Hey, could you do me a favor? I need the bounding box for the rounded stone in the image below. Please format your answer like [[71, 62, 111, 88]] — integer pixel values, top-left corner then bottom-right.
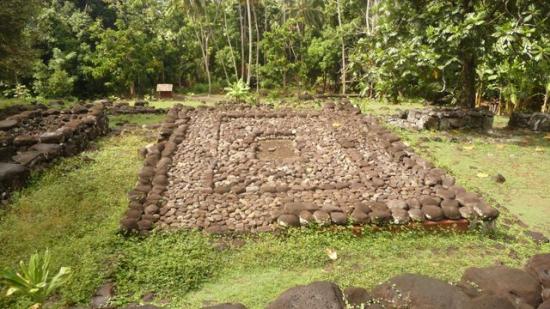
[[436, 188, 456, 200], [473, 204, 499, 220], [298, 210, 313, 225], [120, 218, 138, 232], [387, 199, 408, 210], [350, 208, 369, 224], [330, 212, 347, 225], [459, 206, 476, 220], [420, 196, 440, 207], [422, 205, 444, 221], [369, 209, 391, 224], [144, 205, 159, 215], [137, 219, 153, 231], [441, 203, 461, 220], [391, 208, 410, 225], [313, 210, 331, 225], [277, 214, 300, 227], [126, 209, 142, 219], [408, 208, 425, 222]]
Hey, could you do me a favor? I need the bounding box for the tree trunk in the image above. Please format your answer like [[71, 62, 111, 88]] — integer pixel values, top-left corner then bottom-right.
[[253, 2, 260, 93], [365, 0, 371, 34], [458, 0, 475, 108], [246, 0, 253, 85], [223, 7, 239, 80], [238, 3, 245, 79], [336, 0, 346, 95], [542, 90, 549, 113]]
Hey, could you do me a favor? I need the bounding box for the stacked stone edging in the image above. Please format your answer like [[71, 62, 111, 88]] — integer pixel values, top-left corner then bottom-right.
[[389, 107, 494, 131], [0, 103, 109, 198], [120, 101, 499, 235], [121, 104, 191, 233], [508, 112, 550, 132], [202, 253, 550, 309], [99, 99, 167, 115]]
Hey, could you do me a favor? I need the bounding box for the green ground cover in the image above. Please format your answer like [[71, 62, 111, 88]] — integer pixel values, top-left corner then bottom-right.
[[0, 101, 548, 308]]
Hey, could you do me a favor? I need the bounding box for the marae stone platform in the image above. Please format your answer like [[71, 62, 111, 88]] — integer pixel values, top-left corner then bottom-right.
[[121, 102, 499, 234]]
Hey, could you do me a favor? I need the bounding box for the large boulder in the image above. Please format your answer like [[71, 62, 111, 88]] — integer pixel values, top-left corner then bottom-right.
[[0, 162, 29, 189], [468, 294, 516, 309], [266, 281, 345, 309], [525, 253, 550, 288], [459, 266, 542, 307], [371, 274, 471, 309], [344, 286, 373, 308]]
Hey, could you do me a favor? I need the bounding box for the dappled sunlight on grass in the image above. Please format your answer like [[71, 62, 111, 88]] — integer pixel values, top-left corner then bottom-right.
[[395, 125, 550, 234]]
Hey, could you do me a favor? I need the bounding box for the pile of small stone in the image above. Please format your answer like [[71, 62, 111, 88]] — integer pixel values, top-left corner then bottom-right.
[[388, 107, 494, 131], [508, 112, 550, 132], [0, 103, 109, 198], [100, 99, 167, 115], [121, 101, 499, 234], [201, 253, 550, 309]]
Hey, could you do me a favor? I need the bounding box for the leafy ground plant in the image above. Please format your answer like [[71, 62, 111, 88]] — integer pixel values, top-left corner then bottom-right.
[[224, 79, 252, 104], [0, 250, 71, 308]]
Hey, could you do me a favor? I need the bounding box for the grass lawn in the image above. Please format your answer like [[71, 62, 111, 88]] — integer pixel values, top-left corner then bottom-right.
[[0, 102, 549, 308], [392, 120, 550, 235]]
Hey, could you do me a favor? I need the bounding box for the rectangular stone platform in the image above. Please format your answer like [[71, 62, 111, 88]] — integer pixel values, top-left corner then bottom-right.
[[121, 102, 499, 234]]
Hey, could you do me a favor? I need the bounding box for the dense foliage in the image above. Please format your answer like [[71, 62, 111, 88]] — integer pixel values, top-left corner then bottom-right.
[[0, 0, 548, 111]]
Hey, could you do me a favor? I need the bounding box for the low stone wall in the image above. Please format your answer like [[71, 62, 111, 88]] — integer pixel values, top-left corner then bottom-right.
[[99, 99, 167, 115], [200, 253, 550, 309], [97, 253, 550, 308], [508, 112, 550, 132], [120, 102, 499, 235], [389, 107, 494, 131], [0, 103, 109, 198]]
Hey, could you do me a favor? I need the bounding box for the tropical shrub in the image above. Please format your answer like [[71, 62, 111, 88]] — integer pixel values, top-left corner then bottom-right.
[[224, 79, 251, 103]]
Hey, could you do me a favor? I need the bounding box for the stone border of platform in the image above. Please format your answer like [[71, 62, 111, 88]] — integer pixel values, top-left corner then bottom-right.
[[120, 102, 499, 235], [0, 103, 109, 198]]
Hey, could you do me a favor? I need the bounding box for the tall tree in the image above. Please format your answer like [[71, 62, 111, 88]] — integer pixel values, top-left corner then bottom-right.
[[0, 0, 39, 82]]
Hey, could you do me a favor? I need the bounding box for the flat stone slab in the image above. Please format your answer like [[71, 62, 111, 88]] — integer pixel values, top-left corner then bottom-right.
[[121, 103, 499, 234]]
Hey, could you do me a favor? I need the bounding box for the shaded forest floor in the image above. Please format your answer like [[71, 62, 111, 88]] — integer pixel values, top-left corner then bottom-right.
[[0, 98, 548, 308]]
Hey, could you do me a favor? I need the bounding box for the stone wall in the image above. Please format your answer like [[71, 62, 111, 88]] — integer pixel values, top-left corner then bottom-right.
[[99, 99, 167, 115], [120, 102, 499, 235], [201, 253, 550, 309], [389, 107, 494, 131], [508, 112, 550, 132], [0, 103, 109, 198]]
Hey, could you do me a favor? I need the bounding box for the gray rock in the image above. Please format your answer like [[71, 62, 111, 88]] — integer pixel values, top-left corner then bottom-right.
[[330, 212, 347, 225], [344, 287, 373, 308], [12, 151, 44, 167], [350, 208, 369, 224], [387, 199, 408, 210], [0, 119, 18, 130], [372, 274, 471, 309], [460, 266, 542, 307], [441, 201, 461, 220], [391, 208, 410, 224], [313, 210, 331, 225], [277, 214, 300, 227], [408, 208, 425, 222], [266, 281, 345, 309], [525, 253, 550, 288], [422, 205, 444, 221], [0, 162, 29, 183], [493, 173, 506, 183]]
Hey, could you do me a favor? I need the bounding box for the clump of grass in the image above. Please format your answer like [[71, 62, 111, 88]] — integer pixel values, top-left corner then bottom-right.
[[0, 134, 148, 307], [109, 114, 166, 128], [111, 231, 221, 305]]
